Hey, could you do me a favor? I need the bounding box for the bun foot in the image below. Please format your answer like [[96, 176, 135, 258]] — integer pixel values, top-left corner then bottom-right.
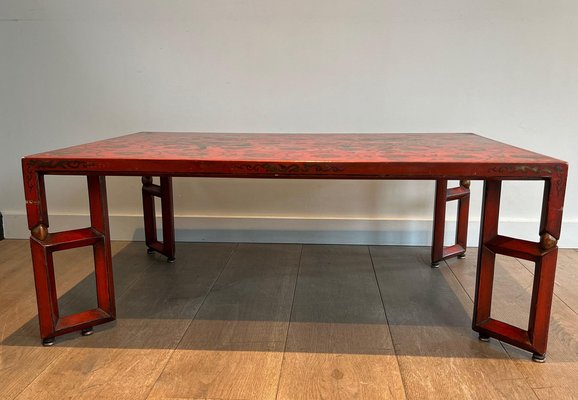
[[532, 353, 546, 363], [478, 334, 490, 342], [81, 327, 94, 336]]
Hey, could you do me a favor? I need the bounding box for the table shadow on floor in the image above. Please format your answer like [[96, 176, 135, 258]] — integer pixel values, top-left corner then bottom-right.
[[0, 242, 547, 360]]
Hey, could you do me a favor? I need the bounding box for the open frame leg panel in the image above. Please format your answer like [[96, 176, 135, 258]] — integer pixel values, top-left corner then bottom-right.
[[431, 179, 471, 267], [27, 175, 116, 345], [142, 176, 175, 262], [473, 179, 561, 361]]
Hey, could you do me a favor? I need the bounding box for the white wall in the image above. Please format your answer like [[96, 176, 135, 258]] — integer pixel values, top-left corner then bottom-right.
[[1, 1, 577, 246]]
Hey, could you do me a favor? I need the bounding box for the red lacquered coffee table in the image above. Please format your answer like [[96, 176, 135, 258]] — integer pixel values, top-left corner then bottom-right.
[[22, 132, 567, 362]]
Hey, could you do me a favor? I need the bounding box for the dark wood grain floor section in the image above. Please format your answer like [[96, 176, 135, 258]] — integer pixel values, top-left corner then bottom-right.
[[0, 240, 577, 399]]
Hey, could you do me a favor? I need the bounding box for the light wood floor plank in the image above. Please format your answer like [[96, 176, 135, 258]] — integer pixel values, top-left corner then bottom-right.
[[0, 345, 68, 400], [277, 352, 404, 400], [69, 242, 237, 349], [147, 244, 301, 400], [14, 348, 172, 400], [147, 350, 284, 400], [372, 246, 537, 400], [10, 242, 236, 399], [276, 245, 406, 400], [1, 241, 576, 399], [0, 240, 30, 279]]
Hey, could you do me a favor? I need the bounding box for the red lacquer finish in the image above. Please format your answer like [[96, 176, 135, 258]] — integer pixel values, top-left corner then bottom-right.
[[431, 179, 471, 266], [22, 132, 568, 360], [142, 176, 175, 262], [26, 176, 115, 344], [24, 132, 564, 180]]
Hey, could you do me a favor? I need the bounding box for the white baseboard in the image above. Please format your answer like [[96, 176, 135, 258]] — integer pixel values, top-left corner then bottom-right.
[[3, 213, 577, 248]]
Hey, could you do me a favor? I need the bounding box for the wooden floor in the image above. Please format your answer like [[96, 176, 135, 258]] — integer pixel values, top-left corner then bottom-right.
[[1, 240, 577, 399]]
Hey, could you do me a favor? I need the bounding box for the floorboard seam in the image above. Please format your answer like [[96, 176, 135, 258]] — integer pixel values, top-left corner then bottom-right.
[[551, 292, 578, 318], [367, 246, 409, 400], [445, 259, 474, 303], [274, 243, 304, 400], [11, 348, 70, 399], [446, 257, 523, 368], [447, 254, 548, 391], [143, 243, 239, 400], [513, 256, 578, 318], [530, 386, 546, 399], [111, 245, 163, 303], [9, 244, 144, 398]]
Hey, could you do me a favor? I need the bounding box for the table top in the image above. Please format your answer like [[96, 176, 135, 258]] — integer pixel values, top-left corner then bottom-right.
[[23, 132, 566, 179]]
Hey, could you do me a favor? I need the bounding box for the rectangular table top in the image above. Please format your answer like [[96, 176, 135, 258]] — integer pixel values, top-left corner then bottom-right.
[[23, 132, 566, 179]]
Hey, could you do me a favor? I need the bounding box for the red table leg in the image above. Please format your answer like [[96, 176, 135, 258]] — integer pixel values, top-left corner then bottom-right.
[[431, 179, 470, 267], [24, 172, 115, 345], [473, 175, 566, 362], [141, 176, 175, 262]]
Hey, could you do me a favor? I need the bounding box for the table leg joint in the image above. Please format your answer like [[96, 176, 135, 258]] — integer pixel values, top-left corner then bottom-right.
[[539, 233, 557, 250]]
